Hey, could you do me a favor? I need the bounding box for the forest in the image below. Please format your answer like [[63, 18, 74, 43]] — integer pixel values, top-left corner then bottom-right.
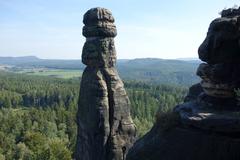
[[0, 71, 187, 160]]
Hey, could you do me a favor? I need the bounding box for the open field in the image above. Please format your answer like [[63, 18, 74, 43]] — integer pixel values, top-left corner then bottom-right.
[[12, 68, 82, 79]]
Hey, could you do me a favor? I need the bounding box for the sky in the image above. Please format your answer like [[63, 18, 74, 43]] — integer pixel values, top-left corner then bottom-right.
[[0, 0, 239, 59]]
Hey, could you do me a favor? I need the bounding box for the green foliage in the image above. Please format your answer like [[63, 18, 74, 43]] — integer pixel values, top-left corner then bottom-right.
[[0, 71, 187, 159], [234, 88, 240, 97], [48, 139, 72, 160], [14, 142, 33, 160], [234, 88, 240, 105], [0, 108, 74, 160], [0, 154, 5, 160], [125, 81, 186, 136]]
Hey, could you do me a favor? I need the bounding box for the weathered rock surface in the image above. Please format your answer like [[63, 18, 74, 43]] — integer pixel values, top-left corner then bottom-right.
[[75, 7, 136, 160], [198, 6, 240, 98], [127, 125, 240, 160], [127, 7, 240, 160], [184, 83, 203, 102]]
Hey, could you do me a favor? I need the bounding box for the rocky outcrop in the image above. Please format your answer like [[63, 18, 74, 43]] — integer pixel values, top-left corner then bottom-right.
[[127, 7, 240, 160], [75, 8, 136, 160], [197, 6, 240, 98]]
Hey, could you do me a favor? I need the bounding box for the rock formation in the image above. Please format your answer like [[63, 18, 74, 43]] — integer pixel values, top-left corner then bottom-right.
[[127, 7, 240, 160], [75, 8, 136, 160]]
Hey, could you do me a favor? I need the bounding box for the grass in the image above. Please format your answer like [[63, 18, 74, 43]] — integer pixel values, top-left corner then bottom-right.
[[11, 68, 82, 79]]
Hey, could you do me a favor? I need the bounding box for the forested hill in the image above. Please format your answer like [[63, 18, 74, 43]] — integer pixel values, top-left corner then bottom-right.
[[0, 56, 82, 70], [0, 56, 200, 86], [118, 58, 200, 85]]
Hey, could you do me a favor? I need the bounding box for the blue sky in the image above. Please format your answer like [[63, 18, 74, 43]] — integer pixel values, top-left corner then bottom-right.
[[0, 0, 239, 59]]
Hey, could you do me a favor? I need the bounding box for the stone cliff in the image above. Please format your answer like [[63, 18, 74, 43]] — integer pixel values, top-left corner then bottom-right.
[[127, 7, 240, 160], [75, 8, 136, 160]]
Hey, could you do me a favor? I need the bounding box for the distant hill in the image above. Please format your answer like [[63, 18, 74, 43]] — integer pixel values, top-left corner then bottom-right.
[[0, 56, 39, 64], [0, 56, 200, 86], [117, 58, 200, 85], [0, 56, 84, 69]]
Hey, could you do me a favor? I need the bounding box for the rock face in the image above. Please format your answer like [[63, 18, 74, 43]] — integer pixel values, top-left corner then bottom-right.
[[127, 7, 240, 160], [75, 8, 136, 160], [197, 7, 240, 98]]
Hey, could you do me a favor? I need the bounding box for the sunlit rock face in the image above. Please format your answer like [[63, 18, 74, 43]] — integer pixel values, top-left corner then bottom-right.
[[75, 7, 136, 160], [127, 7, 240, 160]]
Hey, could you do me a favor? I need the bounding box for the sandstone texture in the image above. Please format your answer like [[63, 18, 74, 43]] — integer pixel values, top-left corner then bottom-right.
[[198, 7, 240, 98], [75, 8, 136, 160], [127, 7, 240, 160]]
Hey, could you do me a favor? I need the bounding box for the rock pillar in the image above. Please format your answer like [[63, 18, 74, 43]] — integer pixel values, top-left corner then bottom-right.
[[75, 7, 136, 160]]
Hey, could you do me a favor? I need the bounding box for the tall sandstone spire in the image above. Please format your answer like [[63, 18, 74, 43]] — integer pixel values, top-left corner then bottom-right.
[[75, 7, 136, 160]]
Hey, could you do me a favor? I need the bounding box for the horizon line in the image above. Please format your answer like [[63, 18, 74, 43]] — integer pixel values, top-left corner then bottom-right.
[[0, 55, 199, 61]]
